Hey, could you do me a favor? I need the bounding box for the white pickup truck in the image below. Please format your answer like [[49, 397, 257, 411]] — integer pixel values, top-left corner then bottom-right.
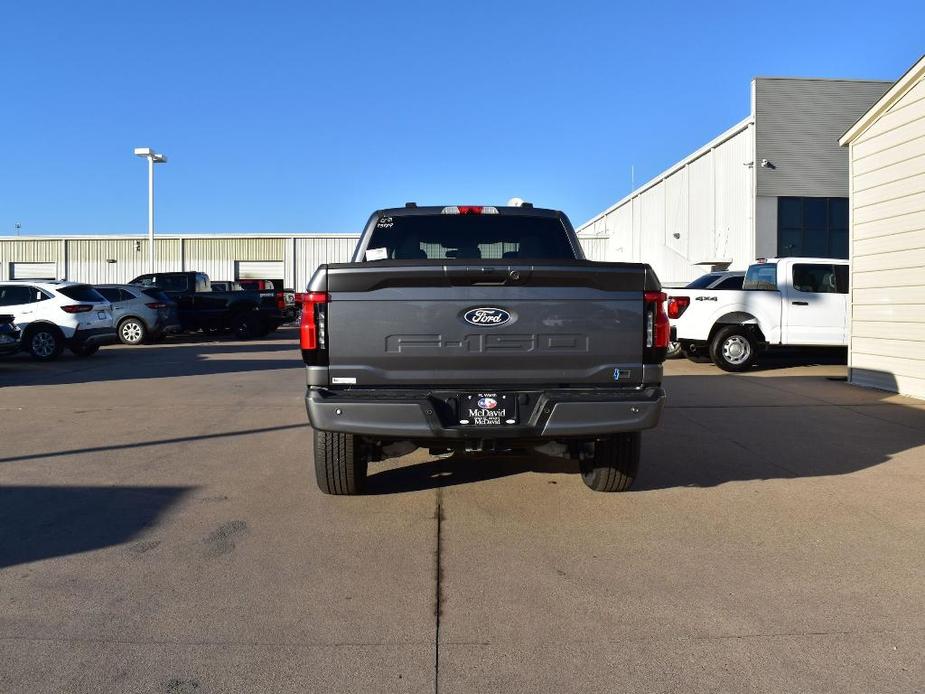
[[668, 257, 849, 372]]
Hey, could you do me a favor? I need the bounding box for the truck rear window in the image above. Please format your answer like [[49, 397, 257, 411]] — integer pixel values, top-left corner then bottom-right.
[[363, 214, 577, 261], [742, 264, 778, 291]]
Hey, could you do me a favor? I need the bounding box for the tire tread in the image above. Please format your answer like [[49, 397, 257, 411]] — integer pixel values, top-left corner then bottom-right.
[[314, 430, 367, 495], [580, 432, 640, 492]]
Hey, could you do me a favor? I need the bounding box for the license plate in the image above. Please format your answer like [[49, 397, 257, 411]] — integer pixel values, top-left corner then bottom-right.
[[458, 393, 517, 426], [97, 311, 106, 319]]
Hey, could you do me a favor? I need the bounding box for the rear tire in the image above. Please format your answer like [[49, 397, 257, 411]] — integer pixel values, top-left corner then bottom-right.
[[118, 317, 147, 345], [314, 430, 367, 495], [26, 326, 64, 361], [709, 325, 758, 372], [579, 432, 640, 492], [231, 313, 258, 340], [252, 316, 271, 338]]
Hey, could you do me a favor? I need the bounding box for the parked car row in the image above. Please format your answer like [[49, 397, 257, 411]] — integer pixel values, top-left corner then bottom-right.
[[0, 271, 297, 362], [212, 279, 300, 322], [0, 281, 116, 360]]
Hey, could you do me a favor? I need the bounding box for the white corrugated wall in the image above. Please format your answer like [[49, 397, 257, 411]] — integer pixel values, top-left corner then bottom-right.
[[0, 235, 359, 288], [576, 120, 754, 284], [64, 238, 182, 283], [183, 237, 286, 284], [294, 236, 358, 290], [0, 240, 62, 280]]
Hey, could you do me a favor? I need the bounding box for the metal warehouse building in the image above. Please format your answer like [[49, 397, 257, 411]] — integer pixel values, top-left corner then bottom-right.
[[577, 77, 891, 285], [0, 233, 360, 289], [840, 55, 925, 400]]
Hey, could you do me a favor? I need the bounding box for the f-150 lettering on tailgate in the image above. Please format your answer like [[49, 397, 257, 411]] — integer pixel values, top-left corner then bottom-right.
[[385, 333, 590, 353]]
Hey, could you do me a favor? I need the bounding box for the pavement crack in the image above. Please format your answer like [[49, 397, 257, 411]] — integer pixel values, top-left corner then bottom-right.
[[433, 486, 444, 694]]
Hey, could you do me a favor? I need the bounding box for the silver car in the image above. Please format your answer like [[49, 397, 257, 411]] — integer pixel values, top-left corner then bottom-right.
[[95, 284, 181, 345]]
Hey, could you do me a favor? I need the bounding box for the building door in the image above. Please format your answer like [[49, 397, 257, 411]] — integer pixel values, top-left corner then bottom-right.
[[235, 261, 284, 284], [10, 262, 56, 280]]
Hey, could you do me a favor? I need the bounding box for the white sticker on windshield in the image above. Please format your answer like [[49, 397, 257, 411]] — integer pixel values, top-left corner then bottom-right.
[[365, 247, 388, 261]]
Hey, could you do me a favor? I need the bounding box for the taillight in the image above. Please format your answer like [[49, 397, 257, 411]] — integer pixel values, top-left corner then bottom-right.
[[146, 302, 167, 309], [61, 305, 94, 314], [300, 292, 329, 364], [643, 291, 670, 361], [276, 290, 285, 311], [667, 296, 690, 319]]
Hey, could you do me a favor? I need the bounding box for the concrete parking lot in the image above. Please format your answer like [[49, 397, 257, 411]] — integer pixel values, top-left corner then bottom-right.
[[1, 328, 923, 693]]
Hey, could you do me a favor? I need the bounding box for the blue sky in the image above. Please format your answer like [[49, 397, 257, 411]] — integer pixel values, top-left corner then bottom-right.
[[1, 1, 923, 235]]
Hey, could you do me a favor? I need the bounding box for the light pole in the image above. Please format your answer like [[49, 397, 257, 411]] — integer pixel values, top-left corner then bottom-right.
[[133, 147, 167, 273]]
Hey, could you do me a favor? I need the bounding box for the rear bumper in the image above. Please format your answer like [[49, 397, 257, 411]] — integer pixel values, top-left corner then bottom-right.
[[306, 386, 666, 439], [69, 327, 117, 348]]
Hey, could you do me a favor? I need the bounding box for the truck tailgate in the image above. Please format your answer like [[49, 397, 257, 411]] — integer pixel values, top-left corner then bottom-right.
[[321, 262, 648, 387]]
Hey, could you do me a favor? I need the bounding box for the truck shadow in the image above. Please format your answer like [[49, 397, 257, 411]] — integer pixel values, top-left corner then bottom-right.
[[0, 332, 301, 387], [367, 370, 925, 493], [0, 485, 191, 568], [366, 452, 577, 493]]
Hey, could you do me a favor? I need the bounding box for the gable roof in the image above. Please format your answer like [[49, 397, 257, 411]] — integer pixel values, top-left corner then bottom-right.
[[839, 54, 925, 146]]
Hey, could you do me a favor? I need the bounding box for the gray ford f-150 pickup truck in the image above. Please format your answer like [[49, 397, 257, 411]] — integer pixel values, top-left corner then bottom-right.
[[301, 204, 669, 494]]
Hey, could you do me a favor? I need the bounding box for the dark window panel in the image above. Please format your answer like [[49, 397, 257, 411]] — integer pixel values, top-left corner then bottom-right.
[[830, 229, 848, 259], [830, 198, 849, 229], [779, 228, 803, 256], [803, 198, 827, 229], [803, 228, 829, 257], [778, 198, 802, 228]]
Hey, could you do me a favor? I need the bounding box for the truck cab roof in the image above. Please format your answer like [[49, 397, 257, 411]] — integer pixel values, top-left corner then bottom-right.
[[754, 257, 849, 265], [373, 205, 564, 218]]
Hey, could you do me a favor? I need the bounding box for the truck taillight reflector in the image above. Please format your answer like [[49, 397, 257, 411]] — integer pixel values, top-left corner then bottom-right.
[[644, 291, 670, 350], [300, 292, 328, 351], [667, 296, 690, 319]]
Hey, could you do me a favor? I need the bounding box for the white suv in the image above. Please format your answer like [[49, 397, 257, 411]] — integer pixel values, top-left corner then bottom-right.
[[0, 281, 116, 360]]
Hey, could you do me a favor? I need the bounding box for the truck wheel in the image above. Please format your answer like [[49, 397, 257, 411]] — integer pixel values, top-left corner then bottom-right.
[[710, 325, 758, 372], [231, 314, 258, 340], [252, 316, 271, 338], [580, 432, 640, 492], [26, 326, 64, 361], [313, 430, 368, 495]]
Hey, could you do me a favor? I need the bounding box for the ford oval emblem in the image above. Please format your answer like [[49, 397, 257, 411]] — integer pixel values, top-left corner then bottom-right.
[[463, 307, 511, 327]]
